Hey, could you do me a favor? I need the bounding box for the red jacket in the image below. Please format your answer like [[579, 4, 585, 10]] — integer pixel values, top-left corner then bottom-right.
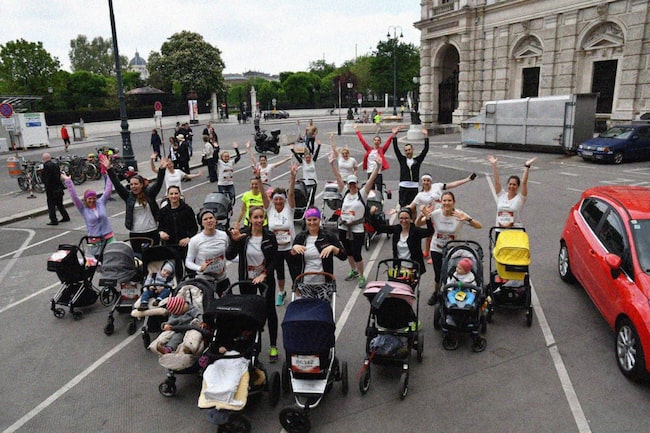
[[60, 126, 70, 140], [356, 130, 395, 172]]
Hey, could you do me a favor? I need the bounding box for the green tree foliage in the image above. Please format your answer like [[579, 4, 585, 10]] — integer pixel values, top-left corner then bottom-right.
[[0, 39, 60, 95], [67, 71, 108, 109], [309, 60, 336, 78], [282, 72, 320, 108], [369, 39, 420, 105], [147, 31, 225, 100], [69, 35, 115, 75]]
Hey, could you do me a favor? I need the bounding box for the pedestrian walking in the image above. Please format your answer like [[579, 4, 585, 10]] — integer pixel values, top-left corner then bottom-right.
[[41, 152, 70, 225], [61, 125, 71, 151], [150, 129, 162, 160]]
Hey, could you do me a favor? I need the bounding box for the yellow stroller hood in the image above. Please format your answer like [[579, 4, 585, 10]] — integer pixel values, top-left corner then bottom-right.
[[493, 230, 530, 280]]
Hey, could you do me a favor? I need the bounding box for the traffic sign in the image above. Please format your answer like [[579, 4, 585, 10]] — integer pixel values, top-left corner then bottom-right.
[[154, 101, 162, 111], [0, 102, 13, 118]]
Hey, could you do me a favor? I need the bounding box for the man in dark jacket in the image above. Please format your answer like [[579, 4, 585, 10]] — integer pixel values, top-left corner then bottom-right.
[[394, 128, 429, 207], [41, 152, 70, 225]]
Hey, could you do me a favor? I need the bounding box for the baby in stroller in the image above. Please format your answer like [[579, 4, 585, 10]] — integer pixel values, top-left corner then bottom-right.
[[137, 260, 175, 310], [446, 257, 476, 286], [156, 296, 207, 355]]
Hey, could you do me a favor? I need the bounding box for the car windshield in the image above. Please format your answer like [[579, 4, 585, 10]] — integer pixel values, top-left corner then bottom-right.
[[599, 127, 634, 139], [631, 219, 650, 273]]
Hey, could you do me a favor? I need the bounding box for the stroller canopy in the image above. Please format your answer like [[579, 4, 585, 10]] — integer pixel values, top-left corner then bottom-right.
[[282, 297, 335, 355], [204, 294, 267, 331], [203, 192, 232, 221], [100, 242, 138, 283], [493, 230, 530, 280]]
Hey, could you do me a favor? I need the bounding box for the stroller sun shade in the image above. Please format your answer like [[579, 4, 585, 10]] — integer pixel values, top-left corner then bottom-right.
[[282, 298, 335, 355], [100, 242, 138, 283], [204, 294, 267, 330]]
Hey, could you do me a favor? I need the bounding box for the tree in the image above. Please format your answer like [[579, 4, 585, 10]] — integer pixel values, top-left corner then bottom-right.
[[0, 39, 60, 95], [69, 35, 115, 75], [67, 71, 108, 110], [147, 31, 225, 100], [282, 72, 320, 108], [309, 59, 336, 78], [369, 40, 420, 106]]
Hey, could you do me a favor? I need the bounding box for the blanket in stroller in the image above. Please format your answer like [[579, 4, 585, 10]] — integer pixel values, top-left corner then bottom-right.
[[202, 352, 249, 406]]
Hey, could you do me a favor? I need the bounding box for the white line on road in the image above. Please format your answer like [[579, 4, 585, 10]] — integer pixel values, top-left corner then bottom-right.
[[2, 334, 139, 433]]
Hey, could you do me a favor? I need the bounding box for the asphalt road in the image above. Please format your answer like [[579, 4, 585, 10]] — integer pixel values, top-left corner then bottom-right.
[[1, 119, 650, 433]]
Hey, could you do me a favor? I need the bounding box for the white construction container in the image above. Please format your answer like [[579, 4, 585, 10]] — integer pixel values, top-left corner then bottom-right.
[[461, 94, 597, 153]]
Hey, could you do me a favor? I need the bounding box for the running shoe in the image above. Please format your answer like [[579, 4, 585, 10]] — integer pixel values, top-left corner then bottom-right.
[[345, 269, 359, 281], [358, 276, 367, 289], [276, 291, 286, 306], [269, 346, 279, 363]]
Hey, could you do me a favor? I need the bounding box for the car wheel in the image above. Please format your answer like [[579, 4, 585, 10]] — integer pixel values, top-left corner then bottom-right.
[[616, 318, 648, 382], [613, 152, 624, 164], [558, 242, 576, 283]]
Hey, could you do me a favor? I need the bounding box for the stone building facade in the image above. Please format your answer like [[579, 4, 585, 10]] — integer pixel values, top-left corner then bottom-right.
[[414, 0, 650, 126]]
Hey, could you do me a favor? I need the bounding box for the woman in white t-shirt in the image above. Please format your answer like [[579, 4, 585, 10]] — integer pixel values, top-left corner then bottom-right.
[[185, 208, 231, 296], [421, 191, 482, 306], [488, 155, 536, 228], [217, 142, 242, 206], [246, 141, 291, 187], [150, 155, 202, 195], [329, 136, 358, 181], [264, 163, 299, 306], [290, 141, 321, 208]]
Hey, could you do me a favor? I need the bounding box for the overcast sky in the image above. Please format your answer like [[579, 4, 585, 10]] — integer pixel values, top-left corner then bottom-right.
[[0, 1, 421, 75]]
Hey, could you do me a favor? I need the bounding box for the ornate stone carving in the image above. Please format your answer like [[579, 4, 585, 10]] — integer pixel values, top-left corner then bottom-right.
[[582, 22, 624, 51]]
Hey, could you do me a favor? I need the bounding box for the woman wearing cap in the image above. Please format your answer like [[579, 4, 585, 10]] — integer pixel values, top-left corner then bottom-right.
[[488, 155, 537, 228], [420, 191, 482, 305], [102, 154, 167, 254], [290, 207, 347, 284], [264, 163, 299, 306], [185, 208, 231, 295], [157, 185, 198, 260], [368, 205, 434, 276], [354, 124, 400, 193], [150, 153, 202, 194], [329, 153, 382, 288], [62, 153, 115, 257], [226, 206, 280, 362]]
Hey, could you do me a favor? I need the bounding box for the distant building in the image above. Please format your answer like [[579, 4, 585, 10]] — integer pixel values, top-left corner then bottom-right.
[[224, 71, 280, 85], [415, 0, 650, 126], [128, 51, 148, 80]]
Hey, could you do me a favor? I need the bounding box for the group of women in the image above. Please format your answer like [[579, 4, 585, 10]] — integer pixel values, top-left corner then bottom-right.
[[61, 123, 536, 365]]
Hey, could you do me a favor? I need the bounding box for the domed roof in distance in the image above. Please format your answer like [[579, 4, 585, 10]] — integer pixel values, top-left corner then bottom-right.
[[129, 51, 147, 66]]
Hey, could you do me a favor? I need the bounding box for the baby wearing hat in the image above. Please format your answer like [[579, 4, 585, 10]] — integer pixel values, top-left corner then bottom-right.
[[446, 257, 476, 286], [138, 260, 175, 310], [157, 296, 205, 354]]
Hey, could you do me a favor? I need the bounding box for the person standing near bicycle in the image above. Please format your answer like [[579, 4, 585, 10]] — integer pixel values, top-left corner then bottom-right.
[[42, 152, 70, 226]]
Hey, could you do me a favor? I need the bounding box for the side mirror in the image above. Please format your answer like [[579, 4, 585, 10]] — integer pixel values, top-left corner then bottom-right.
[[605, 253, 622, 279]]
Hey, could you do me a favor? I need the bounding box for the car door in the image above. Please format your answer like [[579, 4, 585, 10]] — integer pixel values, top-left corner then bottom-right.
[[634, 126, 650, 160], [570, 198, 607, 291]]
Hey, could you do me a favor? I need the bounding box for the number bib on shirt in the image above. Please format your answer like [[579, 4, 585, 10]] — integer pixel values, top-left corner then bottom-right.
[[497, 210, 515, 227], [274, 229, 291, 246], [205, 254, 226, 275], [247, 263, 265, 279], [434, 232, 455, 250]]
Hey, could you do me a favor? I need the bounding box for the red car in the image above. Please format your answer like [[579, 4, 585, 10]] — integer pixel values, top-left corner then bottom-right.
[[558, 186, 650, 381]]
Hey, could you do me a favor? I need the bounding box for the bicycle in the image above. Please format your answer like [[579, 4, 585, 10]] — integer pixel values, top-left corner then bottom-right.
[[15, 157, 45, 194], [58, 154, 86, 185]]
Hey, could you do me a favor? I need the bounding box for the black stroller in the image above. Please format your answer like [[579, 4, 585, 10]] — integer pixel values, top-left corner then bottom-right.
[[321, 182, 342, 237], [198, 281, 280, 433], [279, 272, 348, 433], [294, 179, 317, 229], [363, 186, 389, 251], [486, 227, 533, 327], [156, 277, 216, 397], [203, 192, 233, 230], [433, 240, 488, 352], [47, 236, 106, 320], [360, 259, 422, 400]]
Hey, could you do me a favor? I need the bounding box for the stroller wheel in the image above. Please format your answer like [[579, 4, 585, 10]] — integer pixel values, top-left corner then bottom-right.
[[442, 334, 459, 351], [104, 321, 114, 336], [72, 311, 83, 321], [416, 332, 424, 363], [364, 232, 370, 251], [158, 380, 176, 397], [526, 307, 534, 327], [53, 308, 66, 319], [359, 367, 371, 394], [99, 287, 117, 306], [127, 320, 137, 335], [142, 331, 151, 349], [399, 371, 409, 400], [279, 407, 310, 433], [269, 372, 281, 407], [281, 361, 291, 393], [472, 337, 487, 353], [341, 361, 349, 395]]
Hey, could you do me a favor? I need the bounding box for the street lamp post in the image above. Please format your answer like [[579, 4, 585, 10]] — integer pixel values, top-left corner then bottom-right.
[[387, 26, 403, 117], [108, 0, 136, 170], [337, 79, 342, 135]]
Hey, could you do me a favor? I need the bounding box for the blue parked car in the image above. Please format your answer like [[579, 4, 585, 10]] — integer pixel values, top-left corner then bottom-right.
[[577, 124, 650, 164]]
